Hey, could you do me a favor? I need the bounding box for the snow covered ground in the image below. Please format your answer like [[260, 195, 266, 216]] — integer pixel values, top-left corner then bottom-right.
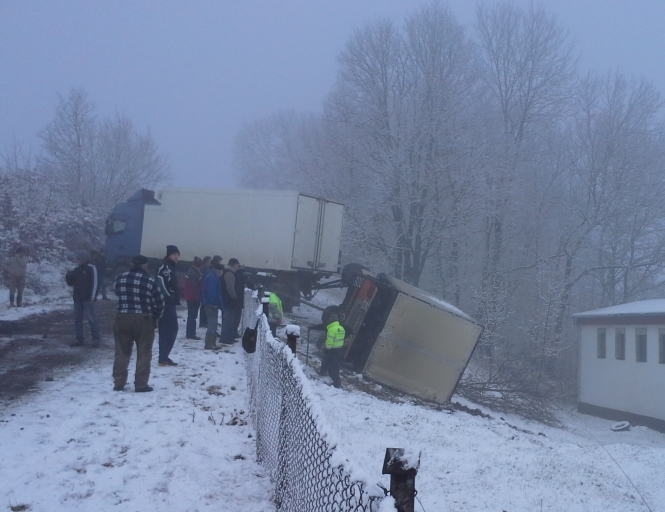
[[2, 289, 665, 512]]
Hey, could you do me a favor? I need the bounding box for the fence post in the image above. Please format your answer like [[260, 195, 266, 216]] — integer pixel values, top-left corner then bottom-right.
[[382, 448, 420, 512], [261, 293, 270, 318], [285, 327, 299, 354]]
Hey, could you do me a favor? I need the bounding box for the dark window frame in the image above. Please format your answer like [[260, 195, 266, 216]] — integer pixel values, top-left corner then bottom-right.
[[615, 327, 626, 360], [636, 328, 647, 363], [597, 328, 606, 359]]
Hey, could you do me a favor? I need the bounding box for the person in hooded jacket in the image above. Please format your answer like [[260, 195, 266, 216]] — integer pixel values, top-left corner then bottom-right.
[[156, 245, 181, 366]]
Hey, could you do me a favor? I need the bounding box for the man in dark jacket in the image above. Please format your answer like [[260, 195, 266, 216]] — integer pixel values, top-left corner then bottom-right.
[[112, 255, 165, 392], [220, 258, 241, 345], [66, 251, 101, 347], [202, 262, 224, 350], [156, 245, 181, 366]]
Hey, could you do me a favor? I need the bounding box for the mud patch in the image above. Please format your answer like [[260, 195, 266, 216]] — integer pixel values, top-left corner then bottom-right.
[[0, 301, 117, 403]]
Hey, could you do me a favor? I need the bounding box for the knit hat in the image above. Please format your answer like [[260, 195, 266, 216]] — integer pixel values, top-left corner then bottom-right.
[[328, 314, 339, 324], [228, 258, 240, 266], [192, 256, 203, 268], [166, 245, 180, 257], [212, 255, 223, 263], [76, 250, 89, 262], [132, 255, 148, 266]]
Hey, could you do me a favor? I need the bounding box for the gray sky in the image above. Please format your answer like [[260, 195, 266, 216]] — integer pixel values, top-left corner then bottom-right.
[[2, 1, 665, 188]]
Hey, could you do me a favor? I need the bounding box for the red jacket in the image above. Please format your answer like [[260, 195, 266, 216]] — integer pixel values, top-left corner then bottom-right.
[[183, 265, 203, 302]]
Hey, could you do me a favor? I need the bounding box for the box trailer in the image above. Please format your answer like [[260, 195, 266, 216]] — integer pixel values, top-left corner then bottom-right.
[[330, 266, 483, 404], [105, 188, 344, 304]]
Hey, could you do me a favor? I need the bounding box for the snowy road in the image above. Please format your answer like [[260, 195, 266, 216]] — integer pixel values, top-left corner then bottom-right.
[[0, 320, 275, 511]]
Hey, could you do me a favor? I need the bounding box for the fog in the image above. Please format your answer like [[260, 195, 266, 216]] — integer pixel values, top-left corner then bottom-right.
[[2, 0, 665, 187]]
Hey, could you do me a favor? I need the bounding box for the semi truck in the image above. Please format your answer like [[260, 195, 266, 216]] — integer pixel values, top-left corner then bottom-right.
[[105, 187, 344, 307]]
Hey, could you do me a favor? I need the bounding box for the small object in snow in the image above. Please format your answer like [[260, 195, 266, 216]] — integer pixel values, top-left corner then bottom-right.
[[611, 421, 630, 432], [45, 376, 54, 381]]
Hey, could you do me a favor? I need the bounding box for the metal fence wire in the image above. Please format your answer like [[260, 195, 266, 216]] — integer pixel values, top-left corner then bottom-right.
[[243, 291, 386, 511]]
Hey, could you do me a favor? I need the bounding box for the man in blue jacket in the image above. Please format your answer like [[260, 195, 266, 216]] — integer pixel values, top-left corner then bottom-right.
[[202, 261, 224, 350], [156, 245, 181, 366]]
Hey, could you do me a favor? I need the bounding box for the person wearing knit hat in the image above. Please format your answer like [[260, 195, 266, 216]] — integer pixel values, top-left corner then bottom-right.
[[156, 244, 182, 366]]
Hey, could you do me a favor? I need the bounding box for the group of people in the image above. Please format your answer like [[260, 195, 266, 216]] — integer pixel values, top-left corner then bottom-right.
[[64, 244, 249, 392], [182, 254, 248, 350], [5, 242, 345, 392]]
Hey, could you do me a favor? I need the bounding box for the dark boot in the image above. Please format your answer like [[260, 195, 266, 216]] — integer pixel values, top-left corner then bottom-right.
[[16, 294, 22, 307], [9, 292, 15, 307], [204, 332, 219, 350]]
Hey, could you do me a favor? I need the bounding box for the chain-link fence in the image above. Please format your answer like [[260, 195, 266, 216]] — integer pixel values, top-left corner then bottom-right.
[[243, 291, 389, 511]]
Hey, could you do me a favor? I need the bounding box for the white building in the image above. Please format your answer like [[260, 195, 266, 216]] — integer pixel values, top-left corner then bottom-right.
[[573, 300, 665, 431]]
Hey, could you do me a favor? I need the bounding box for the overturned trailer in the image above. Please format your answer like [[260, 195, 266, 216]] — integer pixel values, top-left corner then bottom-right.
[[324, 266, 484, 404]]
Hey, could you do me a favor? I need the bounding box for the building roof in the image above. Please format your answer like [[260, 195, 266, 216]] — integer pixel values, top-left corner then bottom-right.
[[573, 299, 665, 318]]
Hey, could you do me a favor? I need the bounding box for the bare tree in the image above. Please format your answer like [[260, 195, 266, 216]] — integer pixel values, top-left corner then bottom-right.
[[38, 87, 97, 207], [326, 5, 478, 286], [473, 1, 576, 356], [38, 87, 171, 214]]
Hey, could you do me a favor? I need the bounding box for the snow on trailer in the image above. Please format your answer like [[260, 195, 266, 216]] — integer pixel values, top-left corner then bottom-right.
[[334, 266, 484, 404]]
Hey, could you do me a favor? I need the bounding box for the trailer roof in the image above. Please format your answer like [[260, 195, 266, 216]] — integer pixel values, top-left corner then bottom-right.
[[384, 275, 480, 325]]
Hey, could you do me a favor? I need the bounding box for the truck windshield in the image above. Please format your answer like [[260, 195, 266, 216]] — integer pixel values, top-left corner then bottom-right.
[[105, 218, 126, 236]]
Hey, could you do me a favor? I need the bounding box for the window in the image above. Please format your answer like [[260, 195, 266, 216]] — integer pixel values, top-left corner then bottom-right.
[[636, 328, 647, 362], [659, 329, 665, 364], [597, 328, 606, 358], [105, 218, 126, 236], [615, 328, 626, 360]]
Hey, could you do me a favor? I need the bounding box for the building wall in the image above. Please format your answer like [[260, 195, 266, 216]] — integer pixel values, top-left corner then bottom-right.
[[579, 324, 665, 422]]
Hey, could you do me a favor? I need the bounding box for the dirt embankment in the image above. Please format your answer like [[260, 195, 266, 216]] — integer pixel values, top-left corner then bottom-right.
[[0, 300, 118, 404]]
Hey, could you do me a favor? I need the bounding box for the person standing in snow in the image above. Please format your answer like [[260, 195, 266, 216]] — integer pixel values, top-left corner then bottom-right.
[[198, 256, 213, 328], [268, 291, 283, 336], [318, 313, 345, 388], [112, 255, 165, 392], [66, 251, 101, 347], [184, 256, 204, 340], [234, 265, 253, 335], [2, 246, 29, 307], [92, 249, 109, 300], [220, 258, 241, 345], [156, 245, 181, 366], [202, 261, 224, 350]]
